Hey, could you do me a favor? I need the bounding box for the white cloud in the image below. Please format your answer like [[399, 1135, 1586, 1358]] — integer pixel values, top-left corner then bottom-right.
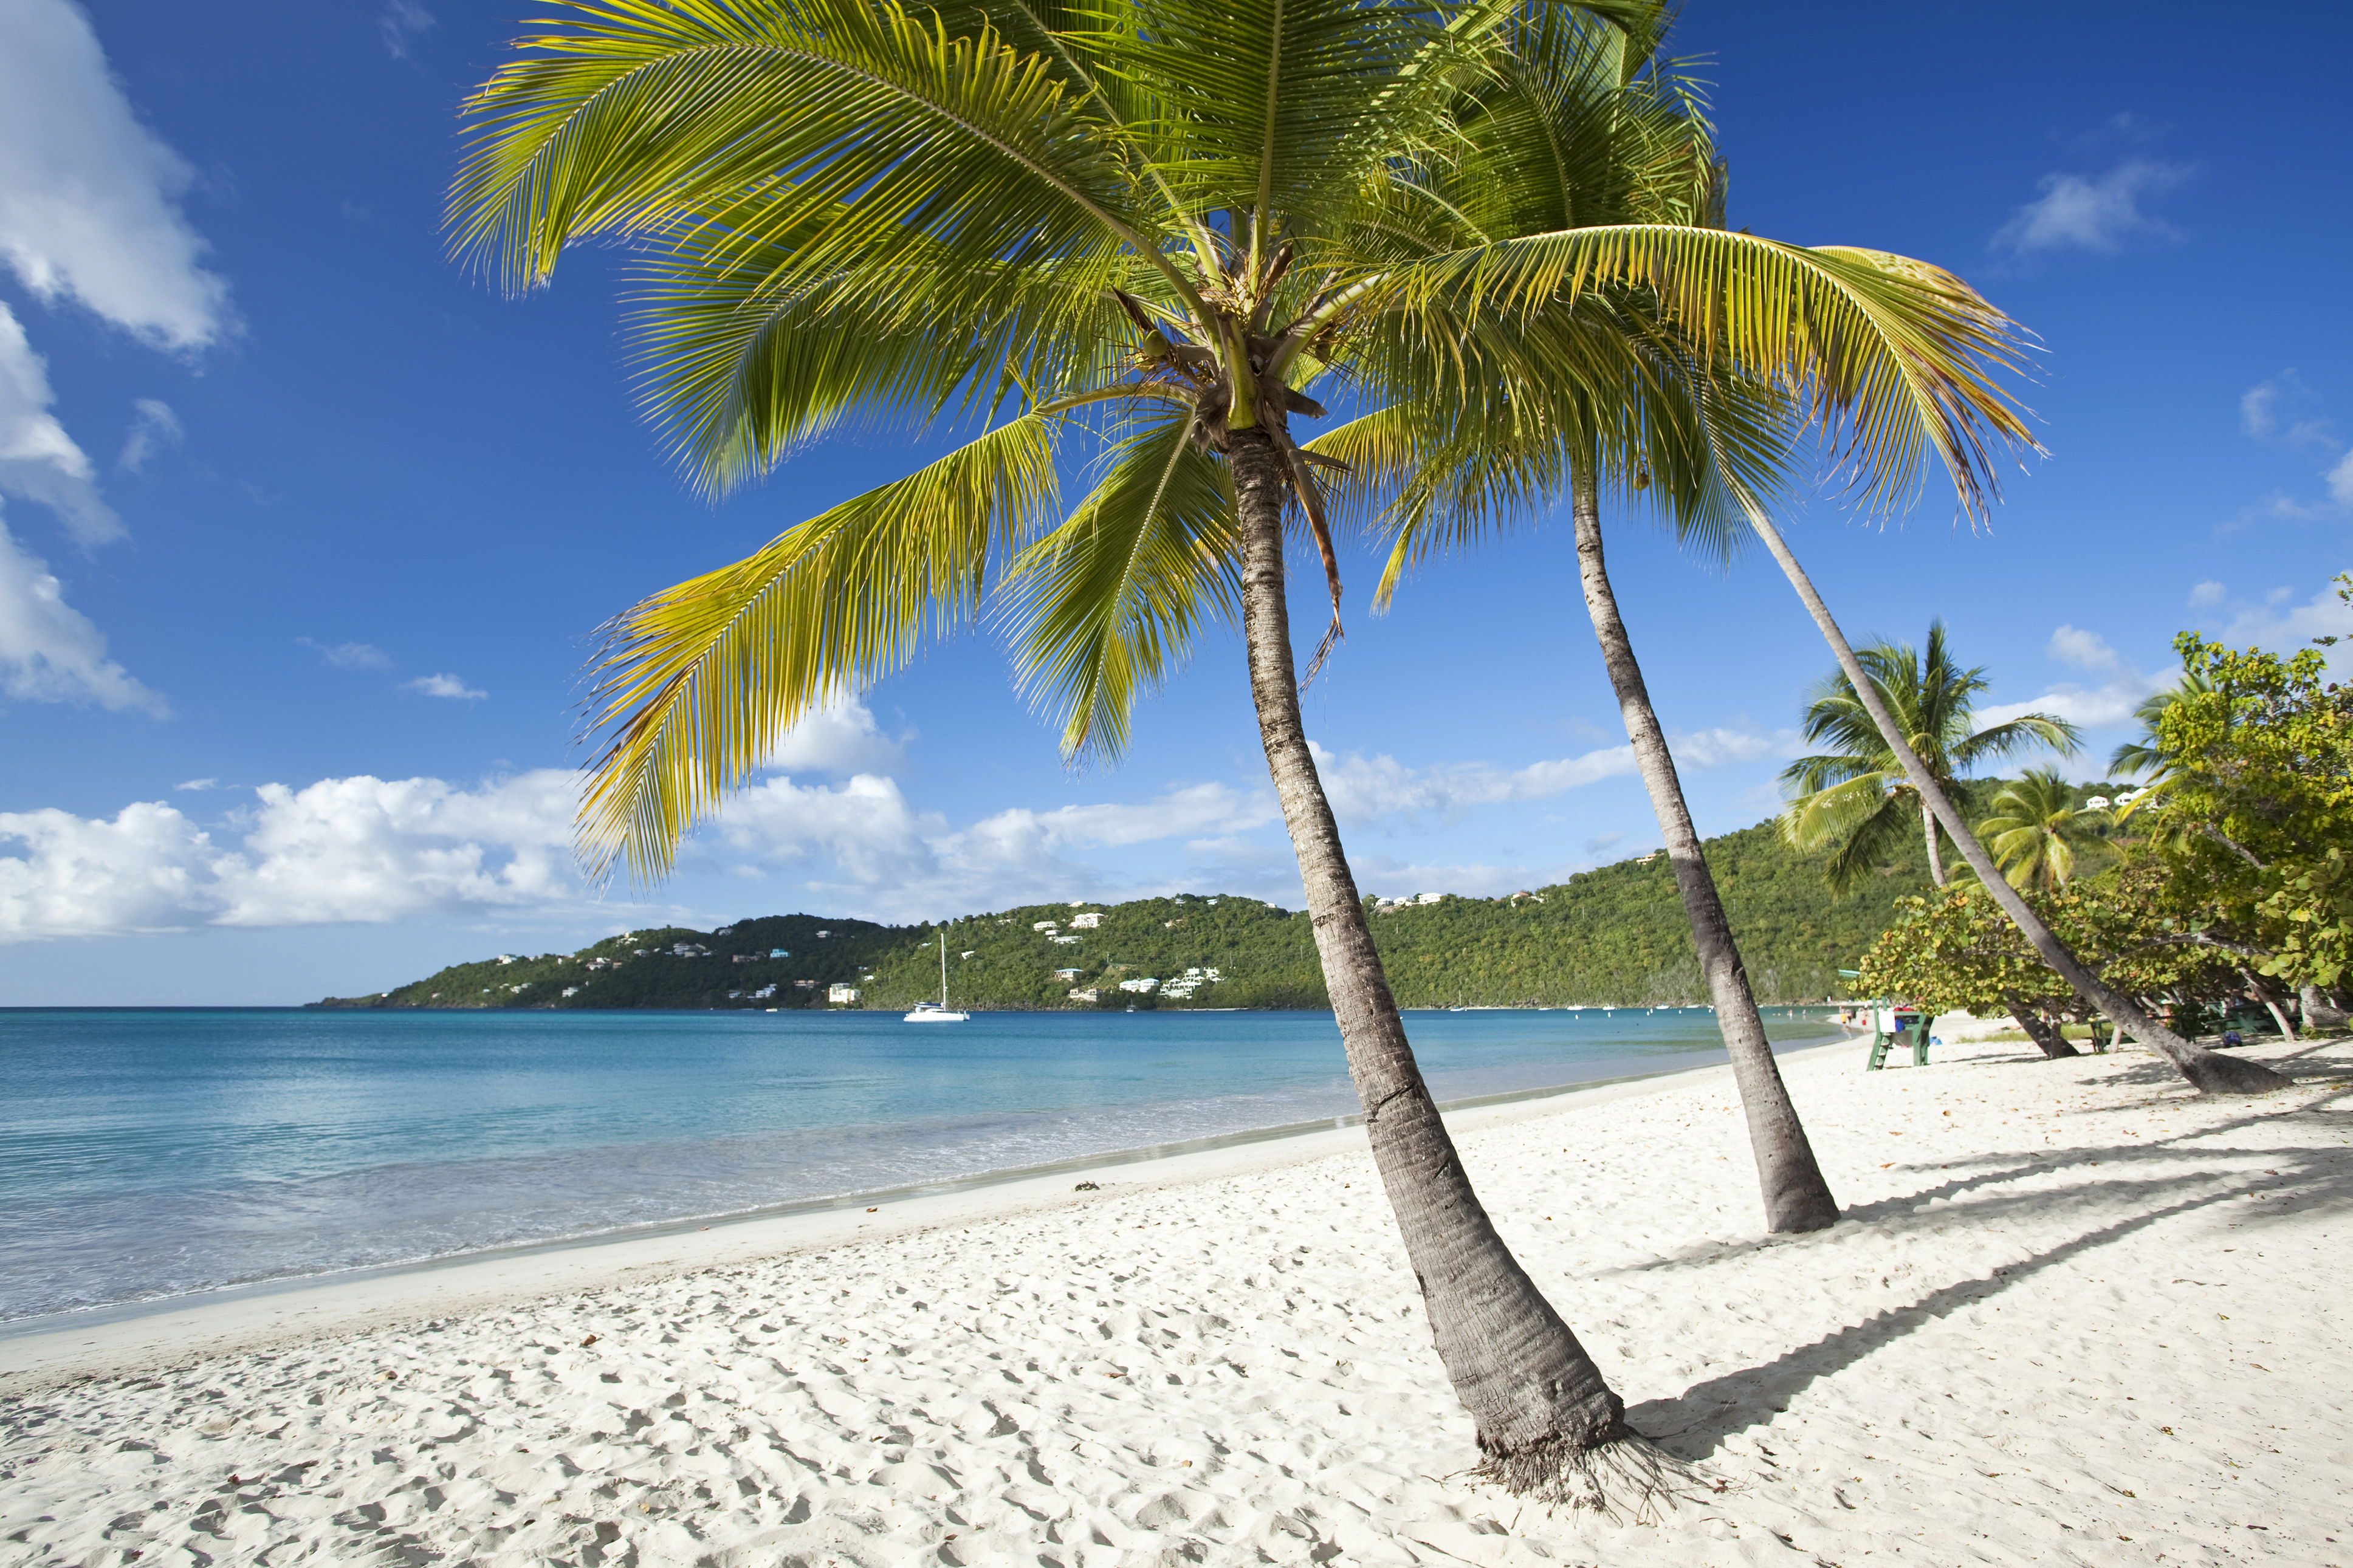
[[116, 397, 181, 471], [299, 636, 393, 670], [2187, 580, 2227, 609], [2239, 372, 2336, 450], [2211, 579, 2353, 670], [0, 506, 163, 711], [0, 770, 589, 941], [712, 774, 1278, 917], [405, 673, 487, 700], [2046, 624, 2123, 673], [2330, 451, 2353, 507], [173, 778, 222, 792], [0, 0, 230, 349], [378, 1, 435, 60], [1978, 626, 2168, 733], [1991, 159, 2190, 255], [0, 301, 118, 543], [1666, 726, 1804, 768], [1308, 727, 1792, 826], [761, 694, 911, 775], [1310, 739, 1635, 823]]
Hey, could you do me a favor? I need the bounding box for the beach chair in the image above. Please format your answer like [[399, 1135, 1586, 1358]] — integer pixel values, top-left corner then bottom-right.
[[1865, 1007, 1930, 1070]]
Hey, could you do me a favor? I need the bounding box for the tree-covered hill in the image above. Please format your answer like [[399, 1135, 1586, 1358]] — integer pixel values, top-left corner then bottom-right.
[[315, 806, 1979, 1012]]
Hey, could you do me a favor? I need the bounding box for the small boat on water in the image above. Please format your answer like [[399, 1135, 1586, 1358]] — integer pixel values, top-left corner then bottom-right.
[[904, 928, 969, 1022]]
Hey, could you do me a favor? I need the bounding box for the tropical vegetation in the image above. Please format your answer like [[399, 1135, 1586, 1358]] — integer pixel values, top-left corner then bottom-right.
[[1779, 620, 2080, 891], [1976, 767, 2111, 892], [319, 814, 1942, 1012]]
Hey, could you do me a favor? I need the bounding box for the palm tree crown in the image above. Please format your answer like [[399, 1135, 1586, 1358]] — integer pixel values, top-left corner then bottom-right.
[[1976, 767, 2109, 892], [1780, 619, 2081, 891], [447, 0, 2032, 880]]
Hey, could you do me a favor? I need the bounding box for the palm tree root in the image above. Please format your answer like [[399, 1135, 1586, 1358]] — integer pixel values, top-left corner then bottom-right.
[[2173, 1047, 2293, 1096], [1472, 1426, 1714, 1519]]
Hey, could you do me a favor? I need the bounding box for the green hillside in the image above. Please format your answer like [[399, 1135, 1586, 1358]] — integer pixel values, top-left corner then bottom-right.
[[314, 809, 1956, 1012]]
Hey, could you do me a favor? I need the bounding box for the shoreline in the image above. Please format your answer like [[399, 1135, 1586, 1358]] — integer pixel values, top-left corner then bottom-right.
[[0, 1033, 1863, 1388], [5, 1032, 2342, 1567]]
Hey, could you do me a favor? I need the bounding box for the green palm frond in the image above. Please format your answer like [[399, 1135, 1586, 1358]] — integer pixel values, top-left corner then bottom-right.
[[1375, 225, 2037, 516], [579, 414, 1059, 878], [450, 0, 1163, 298], [1976, 766, 2107, 891], [1008, 409, 1241, 762]]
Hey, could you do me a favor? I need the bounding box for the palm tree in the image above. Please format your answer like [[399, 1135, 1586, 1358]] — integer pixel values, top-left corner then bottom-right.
[[1355, 12, 1839, 1233], [1728, 515, 2292, 1095], [447, 0, 2180, 1481], [1977, 768, 2108, 892], [2109, 665, 2216, 786], [1779, 621, 2081, 891]]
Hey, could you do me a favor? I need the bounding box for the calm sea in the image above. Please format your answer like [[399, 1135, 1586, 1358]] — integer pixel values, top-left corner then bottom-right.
[[0, 1005, 1843, 1325]]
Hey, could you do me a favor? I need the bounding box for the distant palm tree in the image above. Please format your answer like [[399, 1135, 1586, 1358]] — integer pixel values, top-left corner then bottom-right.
[[2109, 666, 2216, 779], [1977, 768, 2107, 892], [1779, 621, 2080, 891]]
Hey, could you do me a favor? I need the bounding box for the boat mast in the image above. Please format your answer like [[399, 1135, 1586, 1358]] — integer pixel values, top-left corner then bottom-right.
[[938, 926, 949, 1007]]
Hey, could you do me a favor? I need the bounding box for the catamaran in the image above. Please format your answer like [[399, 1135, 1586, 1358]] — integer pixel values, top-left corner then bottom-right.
[[904, 928, 969, 1022]]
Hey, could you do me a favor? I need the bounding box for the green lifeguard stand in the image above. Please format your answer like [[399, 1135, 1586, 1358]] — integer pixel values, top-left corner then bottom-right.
[[1839, 972, 1930, 1070]]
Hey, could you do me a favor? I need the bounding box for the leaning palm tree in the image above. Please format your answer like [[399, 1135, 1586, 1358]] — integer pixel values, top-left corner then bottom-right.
[[448, 0, 2236, 1482], [1779, 621, 2081, 890], [1977, 767, 2108, 892], [1354, 12, 1838, 1232]]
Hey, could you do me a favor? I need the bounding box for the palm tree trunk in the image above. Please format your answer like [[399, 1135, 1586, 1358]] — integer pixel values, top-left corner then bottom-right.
[[1569, 472, 1838, 1233], [2241, 971, 2297, 1042], [1920, 799, 1947, 886], [2002, 993, 2080, 1060], [1229, 426, 1628, 1489], [1739, 508, 2290, 1096]]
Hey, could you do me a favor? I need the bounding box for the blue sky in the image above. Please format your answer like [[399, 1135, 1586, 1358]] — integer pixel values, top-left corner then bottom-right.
[[1, 0, 2347, 1005]]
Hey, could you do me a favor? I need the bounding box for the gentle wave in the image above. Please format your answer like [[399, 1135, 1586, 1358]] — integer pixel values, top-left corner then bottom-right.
[[0, 1006, 1841, 1321]]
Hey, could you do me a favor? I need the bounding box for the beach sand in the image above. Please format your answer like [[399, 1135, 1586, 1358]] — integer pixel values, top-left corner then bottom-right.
[[3, 1032, 2346, 1567]]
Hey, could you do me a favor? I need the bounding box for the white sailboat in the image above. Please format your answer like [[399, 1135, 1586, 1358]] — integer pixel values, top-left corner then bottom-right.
[[904, 928, 969, 1022]]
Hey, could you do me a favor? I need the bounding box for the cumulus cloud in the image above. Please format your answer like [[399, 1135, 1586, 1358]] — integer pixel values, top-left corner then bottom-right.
[[0, 767, 1290, 939], [1977, 625, 2167, 733], [2046, 624, 2123, 673], [116, 397, 181, 472], [1309, 727, 1793, 826], [0, 505, 163, 711], [712, 774, 1277, 917], [0, 771, 586, 942], [2210, 579, 2353, 671], [405, 673, 487, 700], [299, 636, 393, 670], [0, 0, 231, 349], [760, 694, 911, 775], [0, 301, 119, 544], [2187, 580, 2227, 609], [1991, 159, 2190, 255]]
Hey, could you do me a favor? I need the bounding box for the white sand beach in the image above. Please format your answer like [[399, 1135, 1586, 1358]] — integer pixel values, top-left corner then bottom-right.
[[3, 1031, 2347, 1567]]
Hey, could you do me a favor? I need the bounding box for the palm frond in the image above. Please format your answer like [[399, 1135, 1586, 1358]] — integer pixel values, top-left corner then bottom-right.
[[1375, 225, 2037, 516], [579, 413, 1059, 879], [1008, 409, 1240, 763]]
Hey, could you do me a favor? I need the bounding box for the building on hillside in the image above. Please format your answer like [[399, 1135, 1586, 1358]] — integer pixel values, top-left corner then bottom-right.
[[770, 948, 791, 958], [795, 979, 818, 989], [827, 984, 861, 1004], [1069, 912, 1102, 929], [1067, 987, 1099, 1003], [1118, 977, 1158, 993], [1051, 967, 1083, 981], [1032, 920, 1059, 931], [752, 984, 777, 999], [1051, 934, 1082, 945]]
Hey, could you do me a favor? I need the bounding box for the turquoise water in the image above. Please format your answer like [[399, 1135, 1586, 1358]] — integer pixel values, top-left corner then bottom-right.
[[0, 1005, 1842, 1323]]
